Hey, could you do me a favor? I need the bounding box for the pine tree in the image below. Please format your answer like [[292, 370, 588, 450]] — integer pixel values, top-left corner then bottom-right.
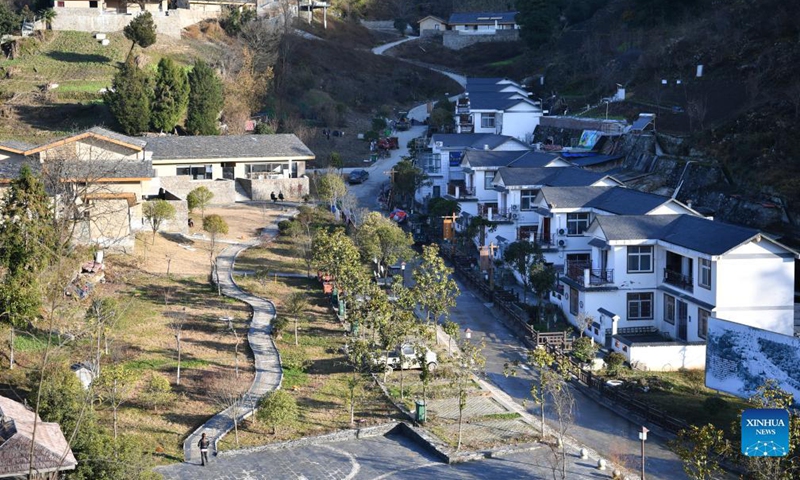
[[151, 58, 189, 133], [123, 11, 157, 56], [186, 60, 224, 136], [104, 56, 152, 135]]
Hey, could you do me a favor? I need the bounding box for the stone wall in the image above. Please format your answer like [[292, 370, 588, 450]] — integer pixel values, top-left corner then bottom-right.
[[157, 177, 236, 205], [239, 177, 309, 202], [52, 8, 218, 38], [359, 20, 395, 30], [442, 29, 519, 50]]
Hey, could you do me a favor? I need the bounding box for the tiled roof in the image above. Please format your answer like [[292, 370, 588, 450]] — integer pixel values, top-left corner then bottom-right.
[[466, 92, 534, 111], [539, 186, 668, 214], [431, 133, 526, 150], [86, 127, 147, 148], [497, 168, 610, 188], [0, 140, 36, 153], [146, 134, 315, 160], [594, 214, 764, 256], [463, 150, 555, 168], [466, 77, 518, 86], [449, 12, 518, 25], [0, 396, 77, 477]]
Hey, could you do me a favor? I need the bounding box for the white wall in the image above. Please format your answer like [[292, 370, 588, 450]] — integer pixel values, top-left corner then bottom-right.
[[715, 240, 795, 335], [618, 342, 706, 371], [501, 110, 540, 141]]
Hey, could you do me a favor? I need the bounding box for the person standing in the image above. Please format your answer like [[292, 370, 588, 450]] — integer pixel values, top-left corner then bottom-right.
[[198, 432, 210, 466]]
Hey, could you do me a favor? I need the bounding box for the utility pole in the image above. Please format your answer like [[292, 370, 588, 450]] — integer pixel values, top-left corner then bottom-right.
[[639, 426, 648, 480]]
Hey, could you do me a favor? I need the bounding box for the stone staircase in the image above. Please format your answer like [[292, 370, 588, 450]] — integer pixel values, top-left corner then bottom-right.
[[234, 179, 251, 202]]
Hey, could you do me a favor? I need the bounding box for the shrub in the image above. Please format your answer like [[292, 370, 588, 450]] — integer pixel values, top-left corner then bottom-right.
[[372, 117, 387, 132], [364, 130, 379, 142], [139, 372, 175, 411], [256, 389, 298, 434], [702, 396, 729, 415], [281, 348, 312, 372], [277, 219, 295, 235], [604, 352, 626, 376], [272, 316, 289, 338], [255, 122, 275, 134], [572, 336, 598, 364]]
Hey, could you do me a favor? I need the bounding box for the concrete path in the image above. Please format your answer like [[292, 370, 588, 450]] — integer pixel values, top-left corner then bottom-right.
[[182, 209, 296, 464], [371, 35, 418, 55]]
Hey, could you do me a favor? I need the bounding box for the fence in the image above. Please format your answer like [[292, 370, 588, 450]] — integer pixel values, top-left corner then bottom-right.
[[544, 344, 690, 434]]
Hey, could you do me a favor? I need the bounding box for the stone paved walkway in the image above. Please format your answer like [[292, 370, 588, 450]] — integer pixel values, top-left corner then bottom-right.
[[182, 209, 296, 464]]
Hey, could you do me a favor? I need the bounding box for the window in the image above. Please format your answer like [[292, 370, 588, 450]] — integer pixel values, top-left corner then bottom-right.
[[699, 258, 712, 289], [484, 172, 495, 190], [569, 287, 579, 315], [627, 292, 653, 320], [176, 165, 212, 179], [432, 186, 441, 198], [566, 212, 590, 235], [57, 1, 64, 6], [520, 189, 538, 211], [89, 0, 98, 6], [627, 246, 653, 273], [481, 113, 496, 128], [663, 294, 675, 325], [698, 308, 710, 339]]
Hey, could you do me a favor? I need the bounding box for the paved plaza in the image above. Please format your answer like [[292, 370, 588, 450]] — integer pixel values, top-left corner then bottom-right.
[[159, 430, 620, 479]]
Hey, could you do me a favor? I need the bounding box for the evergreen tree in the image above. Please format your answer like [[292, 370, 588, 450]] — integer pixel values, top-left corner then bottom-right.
[[104, 57, 152, 135], [123, 11, 157, 56], [151, 58, 189, 133], [515, 0, 559, 49], [186, 60, 224, 135], [0, 165, 55, 369]]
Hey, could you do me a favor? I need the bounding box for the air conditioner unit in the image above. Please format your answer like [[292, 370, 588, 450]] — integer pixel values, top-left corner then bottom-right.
[[557, 228, 566, 236], [558, 239, 567, 248], [435, 141, 443, 147]]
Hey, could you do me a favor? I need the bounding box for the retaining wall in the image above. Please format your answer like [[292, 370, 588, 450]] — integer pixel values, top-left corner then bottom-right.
[[158, 177, 236, 205], [238, 177, 309, 201], [443, 30, 519, 50], [51, 8, 217, 38]]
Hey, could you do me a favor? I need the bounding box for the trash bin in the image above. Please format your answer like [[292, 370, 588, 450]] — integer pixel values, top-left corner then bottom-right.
[[415, 400, 426, 423], [338, 299, 346, 318]]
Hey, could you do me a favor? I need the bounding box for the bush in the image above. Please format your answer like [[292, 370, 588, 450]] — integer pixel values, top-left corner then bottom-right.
[[256, 389, 298, 434], [364, 130, 379, 142], [272, 316, 289, 338], [255, 122, 275, 134], [702, 396, 729, 415], [277, 219, 295, 235], [604, 352, 626, 376], [372, 117, 387, 131], [572, 337, 598, 364], [139, 372, 175, 411], [281, 348, 312, 372]]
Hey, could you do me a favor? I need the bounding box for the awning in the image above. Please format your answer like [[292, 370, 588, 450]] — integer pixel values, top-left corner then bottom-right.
[[657, 285, 716, 311], [588, 238, 609, 250]]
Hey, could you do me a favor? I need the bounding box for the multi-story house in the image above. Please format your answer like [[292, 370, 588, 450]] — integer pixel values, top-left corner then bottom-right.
[[416, 133, 528, 203], [456, 78, 543, 141], [484, 170, 622, 249], [530, 186, 697, 266], [451, 150, 571, 216], [553, 214, 797, 371]]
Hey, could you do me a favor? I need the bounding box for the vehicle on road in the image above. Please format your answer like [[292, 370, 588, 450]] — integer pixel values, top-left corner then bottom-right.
[[349, 169, 370, 184], [372, 343, 438, 372]]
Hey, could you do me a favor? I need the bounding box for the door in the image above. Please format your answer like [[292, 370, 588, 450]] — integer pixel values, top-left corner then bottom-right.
[[542, 217, 551, 243], [222, 163, 235, 180], [677, 300, 688, 341], [432, 185, 441, 198]]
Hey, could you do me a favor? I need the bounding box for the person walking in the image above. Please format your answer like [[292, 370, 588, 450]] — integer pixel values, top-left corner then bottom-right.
[[198, 432, 210, 466]]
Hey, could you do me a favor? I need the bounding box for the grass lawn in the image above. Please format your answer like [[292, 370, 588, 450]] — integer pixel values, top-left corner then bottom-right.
[[605, 368, 750, 439]]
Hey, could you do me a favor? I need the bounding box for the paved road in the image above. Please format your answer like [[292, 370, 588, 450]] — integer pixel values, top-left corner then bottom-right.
[[182, 210, 294, 464], [160, 430, 621, 479], [447, 282, 689, 480]]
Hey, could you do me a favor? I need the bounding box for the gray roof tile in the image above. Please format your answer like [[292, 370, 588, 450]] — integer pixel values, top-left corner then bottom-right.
[[431, 133, 526, 150], [449, 12, 518, 24], [498, 168, 609, 188], [0, 140, 35, 152], [540, 186, 668, 214], [146, 134, 315, 160], [594, 215, 762, 255], [463, 150, 556, 168]]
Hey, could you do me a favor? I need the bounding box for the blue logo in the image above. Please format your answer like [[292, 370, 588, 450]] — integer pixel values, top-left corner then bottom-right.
[[741, 409, 790, 457]]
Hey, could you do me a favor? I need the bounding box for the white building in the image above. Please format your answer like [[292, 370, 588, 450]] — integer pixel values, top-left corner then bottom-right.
[[416, 133, 528, 204], [552, 214, 797, 371], [456, 78, 543, 141]]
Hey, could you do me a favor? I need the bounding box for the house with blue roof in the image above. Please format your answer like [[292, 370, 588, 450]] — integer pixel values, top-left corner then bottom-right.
[[551, 213, 798, 371], [455, 78, 543, 141]]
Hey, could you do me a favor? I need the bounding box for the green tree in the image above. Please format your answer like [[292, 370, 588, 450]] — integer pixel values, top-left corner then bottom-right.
[[40, 7, 56, 30], [670, 423, 731, 480], [203, 214, 229, 264], [503, 241, 540, 302], [343, 337, 372, 425], [105, 56, 152, 135], [0, 165, 54, 369], [515, 0, 559, 49], [355, 212, 414, 278], [312, 228, 366, 304], [603, 351, 625, 376], [412, 244, 459, 330], [316, 170, 348, 212], [284, 291, 308, 347], [442, 320, 460, 355], [142, 199, 176, 244], [570, 336, 598, 364], [257, 389, 298, 434], [123, 11, 157, 56], [329, 151, 343, 170], [0, 4, 19, 37], [139, 372, 175, 411], [529, 260, 557, 321], [391, 158, 426, 208], [95, 365, 139, 440], [186, 60, 224, 135], [529, 347, 554, 439], [187, 185, 214, 218], [151, 57, 189, 133]]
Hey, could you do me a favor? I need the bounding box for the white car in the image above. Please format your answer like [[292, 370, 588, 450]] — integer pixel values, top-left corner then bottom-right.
[[374, 343, 438, 372]]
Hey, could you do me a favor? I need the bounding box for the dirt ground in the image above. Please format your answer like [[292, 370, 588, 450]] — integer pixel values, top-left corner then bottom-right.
[[130, 204, 286, 277]]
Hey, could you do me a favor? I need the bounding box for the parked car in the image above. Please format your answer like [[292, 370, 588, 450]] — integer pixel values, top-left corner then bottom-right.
[[349, 169, 369, 184], [372, 343, 438, 372]]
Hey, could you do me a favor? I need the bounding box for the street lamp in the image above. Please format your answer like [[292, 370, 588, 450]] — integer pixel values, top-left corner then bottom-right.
[[401, 261, 406, 288]]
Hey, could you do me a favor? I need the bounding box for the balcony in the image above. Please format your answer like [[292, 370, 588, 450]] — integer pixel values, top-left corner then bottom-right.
[[477, 204, 514, 223], [663, 269, 693, 293], [446, 184, 476, 199], [456, 99, 470, 115], [566, 262, 614, 286]]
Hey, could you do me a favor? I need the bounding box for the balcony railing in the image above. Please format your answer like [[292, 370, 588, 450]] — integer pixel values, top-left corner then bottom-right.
[[663, 269, 693, 292], [447, 184, 476, 198], [458, 114, 473, 126], [566, 262, 614, 286], [456, 100, 470, 115], [477, 204, 514, 222]]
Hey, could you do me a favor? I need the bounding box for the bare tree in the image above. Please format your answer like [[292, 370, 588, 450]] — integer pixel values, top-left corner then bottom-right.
[[687, 95, 708, 132], [169, 307, 187, 386], [208, 371, 248, 448], [544, 369, 575, 480], [223, 315, 243, 378]]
